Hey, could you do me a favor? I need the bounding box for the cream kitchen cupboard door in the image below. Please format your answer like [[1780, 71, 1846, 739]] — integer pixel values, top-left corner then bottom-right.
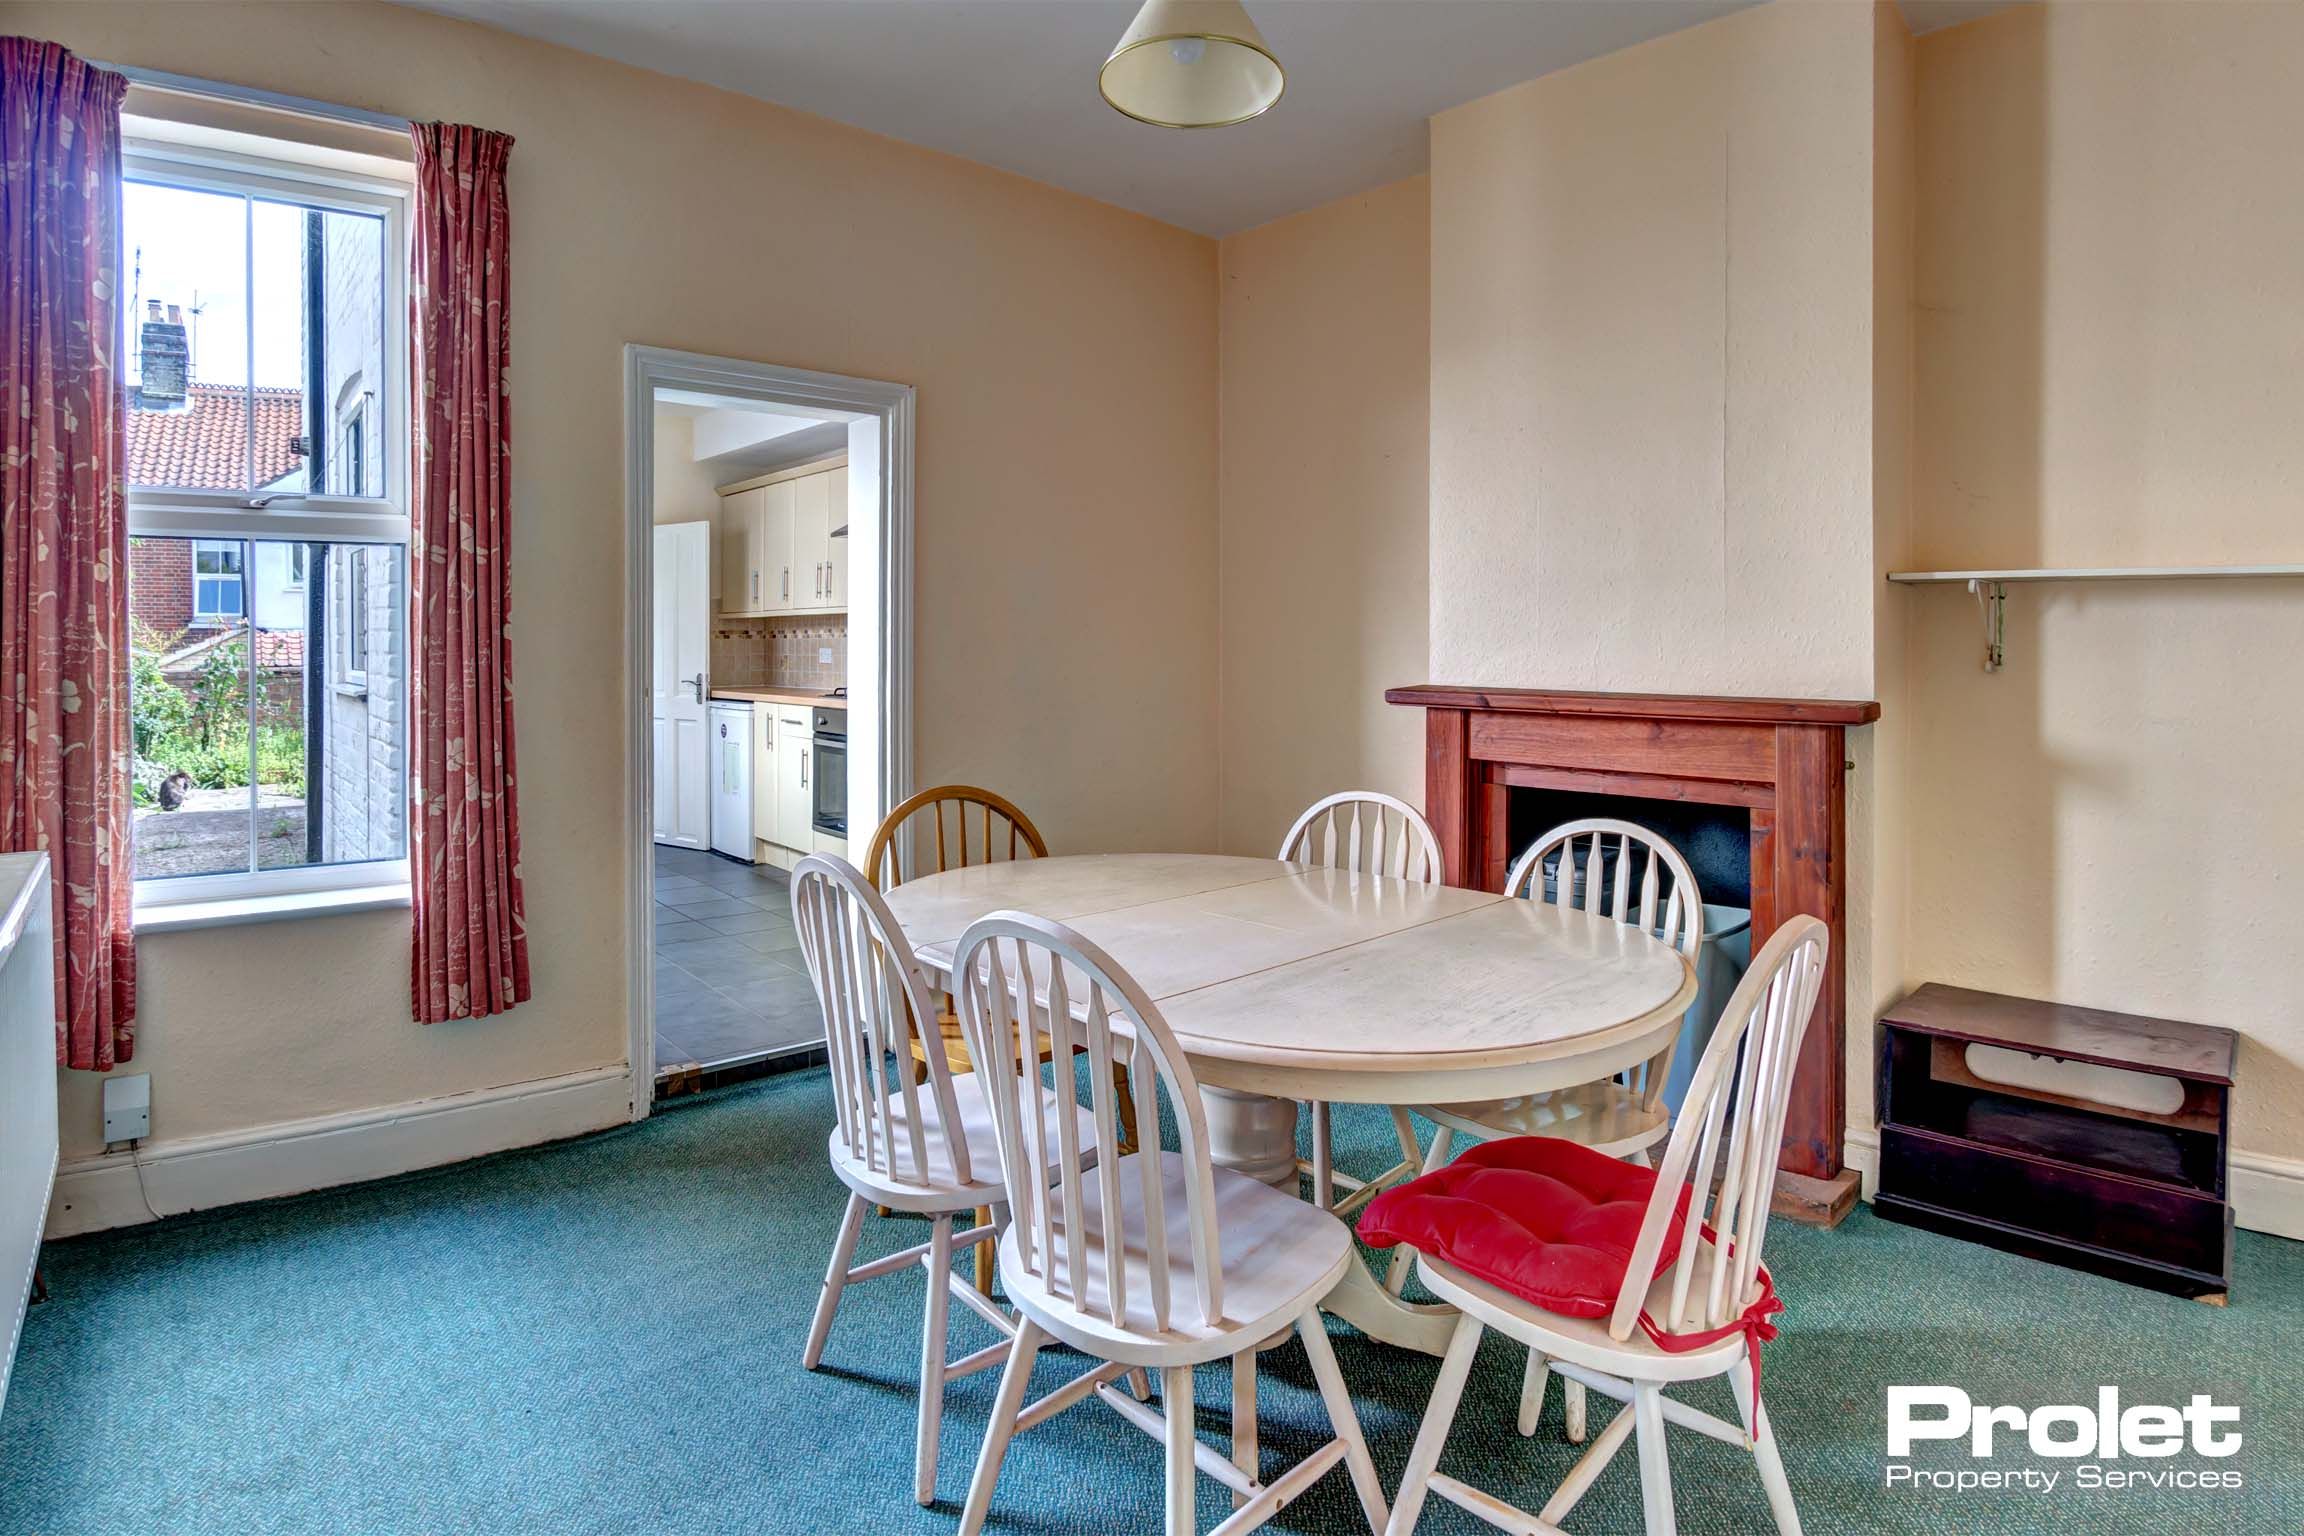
[[793, 470, 833, 608], [822, 466, 849, 609], [752, 702, 777, 846], [776, 708, 812, 847], [760, 479, 798, 610], [718, 486, 765, 614]]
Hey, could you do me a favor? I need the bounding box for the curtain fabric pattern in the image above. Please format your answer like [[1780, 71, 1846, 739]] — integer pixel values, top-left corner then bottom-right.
[[0, 38, 136, 1069], [408, 122, 528, 1023]]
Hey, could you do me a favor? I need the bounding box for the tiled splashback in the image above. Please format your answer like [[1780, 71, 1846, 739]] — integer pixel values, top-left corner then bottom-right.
[[713, 615, 847, 692]]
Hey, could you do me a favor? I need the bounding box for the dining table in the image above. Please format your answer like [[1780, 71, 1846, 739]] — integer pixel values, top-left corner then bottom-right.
[[877, 851, 1697, 1356]]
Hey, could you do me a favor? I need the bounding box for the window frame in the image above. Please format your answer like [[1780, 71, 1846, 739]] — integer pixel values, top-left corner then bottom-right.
[[190, 538, 246, 622], [125, 133, 415, 915]]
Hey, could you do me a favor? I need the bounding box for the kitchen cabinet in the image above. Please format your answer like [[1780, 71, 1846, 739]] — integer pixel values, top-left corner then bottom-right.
[[822, 466, 849, 609], [775, 706, 812, 848], [716, 458, 847, 617], [718, 486, 765, 614], [750, 702, 777, 847]]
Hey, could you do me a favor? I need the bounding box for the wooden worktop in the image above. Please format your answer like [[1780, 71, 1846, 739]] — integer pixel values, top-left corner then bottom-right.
[[708, 687, 846, 709]]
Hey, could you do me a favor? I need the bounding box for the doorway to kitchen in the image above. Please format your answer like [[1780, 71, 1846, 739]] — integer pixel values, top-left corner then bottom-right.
[[623, 347, 912, 1113]]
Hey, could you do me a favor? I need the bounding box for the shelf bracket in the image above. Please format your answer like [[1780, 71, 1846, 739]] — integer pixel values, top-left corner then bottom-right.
[[1968, 579, 2007, 672]]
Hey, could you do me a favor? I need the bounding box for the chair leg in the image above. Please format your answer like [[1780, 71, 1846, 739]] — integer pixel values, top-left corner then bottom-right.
[[1231, 1348, 1258, 1511], [1517, 1348, 1549, 1437], [803, 1192, 867, 1370], [959, 1319, 1043, 1536], [1114, 1062, 1141, 1155], [1633, 1382, 1676, 1536], [971, 1206, 997, 1294], [1163, 1364, 1197, 1536], [1565, 1379, 1589, 1443], [1311, 1101, 1334, 1209], [915, 1216, 954, 1506], [1298, 1311, 1390, 1535], [1388, 1105, 1423, 1175], [1385, 1311, 1484, 1536], [1421, 1124, 1453, 1174], [1731, 1359, 1803, 1536]]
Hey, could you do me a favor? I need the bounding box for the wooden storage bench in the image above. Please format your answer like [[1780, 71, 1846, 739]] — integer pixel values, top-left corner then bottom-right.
[[1874, 984, 2236, 1302]]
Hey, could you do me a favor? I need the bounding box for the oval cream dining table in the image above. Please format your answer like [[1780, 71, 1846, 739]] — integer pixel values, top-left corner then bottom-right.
[[876, 852, 1696, 1356]]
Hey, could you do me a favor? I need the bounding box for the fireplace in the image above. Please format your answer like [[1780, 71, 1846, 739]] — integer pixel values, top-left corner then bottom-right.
[[1387, 684, 1880, 1219]]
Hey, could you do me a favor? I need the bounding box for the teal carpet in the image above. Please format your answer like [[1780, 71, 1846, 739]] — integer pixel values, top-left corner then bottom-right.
[[3, 1072, 2298, 1534]]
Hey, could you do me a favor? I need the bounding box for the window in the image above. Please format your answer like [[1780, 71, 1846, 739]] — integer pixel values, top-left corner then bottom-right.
[[332, 545, 372, 693], [124, 119, 412, 910], [192, 540, 244, 621]]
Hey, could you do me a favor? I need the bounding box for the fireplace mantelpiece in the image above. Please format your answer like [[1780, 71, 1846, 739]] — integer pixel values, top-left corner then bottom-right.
[[1387, 684, 1880, 1213]]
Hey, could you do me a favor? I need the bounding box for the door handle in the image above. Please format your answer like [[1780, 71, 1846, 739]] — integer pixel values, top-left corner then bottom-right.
[[684, 674, 706, 703]]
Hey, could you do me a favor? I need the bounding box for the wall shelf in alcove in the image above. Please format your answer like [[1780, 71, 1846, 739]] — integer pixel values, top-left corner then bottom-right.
[[1886, 566, 2304, 672]]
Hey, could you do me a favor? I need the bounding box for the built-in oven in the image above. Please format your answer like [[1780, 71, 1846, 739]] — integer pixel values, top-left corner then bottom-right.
[[811, 705, 847, 836]]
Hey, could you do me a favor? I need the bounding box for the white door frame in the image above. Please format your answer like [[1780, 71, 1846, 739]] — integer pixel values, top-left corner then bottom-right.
[[620, 345, 915, 1120]]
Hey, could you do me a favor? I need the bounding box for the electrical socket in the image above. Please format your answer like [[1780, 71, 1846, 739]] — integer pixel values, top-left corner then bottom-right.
[[103, 1073, 151, 1145], [817, 647, 834, 665]]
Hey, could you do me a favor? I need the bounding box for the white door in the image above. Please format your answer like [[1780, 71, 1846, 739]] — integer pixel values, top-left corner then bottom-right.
[[652, 521, 713, 849]]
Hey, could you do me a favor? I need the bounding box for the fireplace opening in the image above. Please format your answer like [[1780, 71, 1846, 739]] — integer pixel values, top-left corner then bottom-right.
[[1503, 787, 1751, 909]]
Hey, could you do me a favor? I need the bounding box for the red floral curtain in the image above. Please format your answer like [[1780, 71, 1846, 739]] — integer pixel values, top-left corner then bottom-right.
[[408, 122, 528, 1023], [0, 39, 136, 1069]]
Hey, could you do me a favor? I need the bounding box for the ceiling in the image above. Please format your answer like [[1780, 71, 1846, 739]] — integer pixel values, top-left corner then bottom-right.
[[409, 1, 2011, 237], [408, 0, 1758, 236]]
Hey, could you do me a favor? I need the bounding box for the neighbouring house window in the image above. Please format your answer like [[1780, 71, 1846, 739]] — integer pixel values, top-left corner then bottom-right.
[[191, 539, 245, 621], [123, 120, 413, 904], [332, 545, 372, 692]]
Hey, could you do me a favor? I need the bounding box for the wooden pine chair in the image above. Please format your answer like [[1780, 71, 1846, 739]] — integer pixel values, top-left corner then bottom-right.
[[1398, 818, 1705, 1441], [864, 785, 1138, 1291], [1383, 916, 1829, 1536], [950, 912, 1391, 1536], [1276, 791, 1443, 1215], [791, 854, 1092, 1508]]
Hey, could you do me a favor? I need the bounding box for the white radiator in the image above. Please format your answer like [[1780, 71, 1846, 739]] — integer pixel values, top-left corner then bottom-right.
[[0, 853, 55, 1414]]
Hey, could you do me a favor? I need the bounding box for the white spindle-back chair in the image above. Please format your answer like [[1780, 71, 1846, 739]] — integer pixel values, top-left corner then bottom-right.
[[1398, 819, 1705, 1441], [791, 855, 1047, 1508], [1384, 916, 1830, 1536], [950, 912, 1389, 1536], [1277, 792, 1445, 1216]]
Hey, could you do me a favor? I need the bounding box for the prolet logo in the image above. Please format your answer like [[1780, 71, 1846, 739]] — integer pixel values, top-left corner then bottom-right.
[[1883, 1386, 2245, 1496]]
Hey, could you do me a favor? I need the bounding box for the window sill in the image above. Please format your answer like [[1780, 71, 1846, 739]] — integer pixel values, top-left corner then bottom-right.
[[134, 881, 410, 933]]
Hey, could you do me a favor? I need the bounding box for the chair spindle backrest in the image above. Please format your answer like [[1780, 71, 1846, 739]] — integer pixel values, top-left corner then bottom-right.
[[1506, 818, 1704, 961], [1606, 915, 1828, 1343], [952, 912, 1225, 1335], [1510, 819, 1704, 1108], [862, 784, 1049, 891], [791, 854, 972, 1187], [1278, 791, 1442, 886]]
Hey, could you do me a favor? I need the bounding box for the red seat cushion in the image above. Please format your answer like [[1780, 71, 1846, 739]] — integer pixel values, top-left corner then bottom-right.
[[1360, 1136, 1690, 1319]]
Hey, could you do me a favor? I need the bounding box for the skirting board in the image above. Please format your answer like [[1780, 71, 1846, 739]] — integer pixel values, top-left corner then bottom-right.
[[1844, 1127, 2304, 1243], [44, 1065, 631, 1240]]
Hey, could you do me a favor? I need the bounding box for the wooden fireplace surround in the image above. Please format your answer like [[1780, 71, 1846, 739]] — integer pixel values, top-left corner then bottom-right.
[[1387, 684, 1881, 1202]]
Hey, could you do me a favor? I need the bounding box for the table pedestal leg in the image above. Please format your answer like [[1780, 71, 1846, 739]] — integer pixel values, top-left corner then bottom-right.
[[1199, 1085, 1300, 1189], [1198, 1084, 1460, 1357]]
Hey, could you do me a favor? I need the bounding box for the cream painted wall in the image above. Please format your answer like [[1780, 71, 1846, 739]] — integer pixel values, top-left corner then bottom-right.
[[1215, 176, 1430, 857], [14, 1, 1219, 1159], [1849, 1, 1917, 1136], [1428, 0, 1878, 702], [1905, 3, 2304, 1155], [651, 412, 722, 529]]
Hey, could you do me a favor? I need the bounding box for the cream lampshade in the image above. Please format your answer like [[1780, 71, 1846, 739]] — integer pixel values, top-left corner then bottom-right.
[[1099, 0, 1285, 129]]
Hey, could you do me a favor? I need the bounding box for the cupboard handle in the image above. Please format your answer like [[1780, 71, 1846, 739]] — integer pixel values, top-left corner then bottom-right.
[[782, 567, 790, 601], [800, 750, 808, 788]]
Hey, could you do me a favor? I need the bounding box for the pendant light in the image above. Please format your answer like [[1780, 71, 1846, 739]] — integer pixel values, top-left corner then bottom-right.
[[1100, 0, 1285, 129]]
